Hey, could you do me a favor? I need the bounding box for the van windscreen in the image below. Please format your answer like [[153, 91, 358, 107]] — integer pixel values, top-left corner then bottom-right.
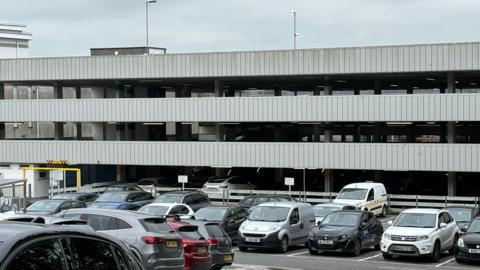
[[336, 188, 368, 200], [248, 206, 290, 222]]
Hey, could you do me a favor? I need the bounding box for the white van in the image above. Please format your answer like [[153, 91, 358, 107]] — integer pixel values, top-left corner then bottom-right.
[[238, 202, 315, 253], [334, 182, 388, 216]]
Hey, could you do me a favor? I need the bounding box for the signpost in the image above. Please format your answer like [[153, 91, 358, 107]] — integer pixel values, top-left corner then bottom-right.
[[178, 175, 188, 191], [284, 177, 294, 197]]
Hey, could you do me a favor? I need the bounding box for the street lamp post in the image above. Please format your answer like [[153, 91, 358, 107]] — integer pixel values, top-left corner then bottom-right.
[[145, 0, 157, 53], [289, 10, 298, 50]]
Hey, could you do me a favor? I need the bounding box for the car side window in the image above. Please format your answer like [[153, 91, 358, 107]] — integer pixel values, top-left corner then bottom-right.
[[170, 206, 180, 215], [290, 208, 300, 225], [71, 201, 85, 208], [177, 206, 189, 215], [85, 214, 112, 231], [241, 197, 254, 206], [87, 195, 98, 202], [69, 237, 118, 270], [344, 206, 357, 211], [444, 212, 453, 224], [6, 239, 68, 270], [367, 189, 374, 201], [437, 213, 445, 226], [109, 217, 132, 230], [59, 202, 71, 211], [112, 245, 133, 270]]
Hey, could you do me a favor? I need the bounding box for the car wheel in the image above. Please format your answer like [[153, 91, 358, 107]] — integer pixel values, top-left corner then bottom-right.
[[430, 242, 441, 262], [278, 236, 288, 253], [455, 257, 466, 264], [374, 241, 381, 251], [309, 249, 318, 255], [381, 206, 387, 217], [382, 252, 392, 260], [239, 246, 248, 252], [449, 235, 458, 255], [352, 239, 362, 256]]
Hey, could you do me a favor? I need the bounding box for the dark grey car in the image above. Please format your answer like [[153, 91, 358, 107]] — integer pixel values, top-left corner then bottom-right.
[[154, 191, 212, 212], [24, 199, 86, 215], [194, 206, 248, 243], [61, 208, 184, 270], [0, 221, 144, 270], [187, 220, 234, 270], [51, 192, 99, 205]]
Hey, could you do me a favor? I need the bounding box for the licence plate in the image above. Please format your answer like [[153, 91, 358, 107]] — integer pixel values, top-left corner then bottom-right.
[[394, 246, 413, 251], [224, 255, 233, 262], [197, 246, 207, 253], [469, 249, 480, 254], [166, 241, 177, 248], [245, 237, 260, 243], [318, 240, 333, 245]]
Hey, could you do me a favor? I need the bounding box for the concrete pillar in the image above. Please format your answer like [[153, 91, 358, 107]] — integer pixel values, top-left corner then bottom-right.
[[273, 87, 284, 184], [116, 165, 126, 182], [313, 88, 321, 142], [323, 78, 335, 191], [213, 80, 225, 176], [324, 169, 334, 192], [447, 72, 457, 195], [373, 80, 383, 180], [52, 83, 64, 140], [0, 84, 4, 140]]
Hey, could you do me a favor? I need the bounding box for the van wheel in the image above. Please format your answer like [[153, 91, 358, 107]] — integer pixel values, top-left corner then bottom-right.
[[382, 252, 392, 260], [449, 235, 459, 255], [381, 206, 387, 217], [430, 242, 441, 262], [278, 236, 288, 253]]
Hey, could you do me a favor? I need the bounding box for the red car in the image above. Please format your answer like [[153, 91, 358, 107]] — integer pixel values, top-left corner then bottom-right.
[[168, 219, 212, 270]]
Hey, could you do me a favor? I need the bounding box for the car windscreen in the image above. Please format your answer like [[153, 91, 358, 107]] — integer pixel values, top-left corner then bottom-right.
[[154, 195, 183, 203], [205, 224, 225, 238], [138, 205, 169, 216], [141, 218, 173, 233], [248, 206, 290, 222], [336, 188, 368, 200], [313, 206, 341, 217], [89, 203, 121, 209], [194, 208, 227, 221], [321, 212, 359, 227], [207, 179, 226, 184], [97, 193, 128, 202], [447, 208, 472, 222], [177, 226, 203, 240], [467, 220, 480, 233], [51, 194, 77, 200], [393, 213, 436, 228], [26, 200, 63, 212]]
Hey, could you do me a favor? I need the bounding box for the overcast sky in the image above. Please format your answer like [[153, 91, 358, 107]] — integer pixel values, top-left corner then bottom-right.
[[2, 0, 480, 57]]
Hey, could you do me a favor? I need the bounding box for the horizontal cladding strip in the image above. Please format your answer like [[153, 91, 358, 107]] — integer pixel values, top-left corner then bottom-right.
[[2, 42, 480, 81], [0, 94, 479, 122], [0, 141, 479, 172]]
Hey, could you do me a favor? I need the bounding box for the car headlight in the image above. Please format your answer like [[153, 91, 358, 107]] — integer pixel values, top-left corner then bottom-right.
[[240, 224, 246, 231], [339, 235, 348, 240], [416, 235, 429, 241], [382, 233, 391, 240], [269, 225, 281, 232], [458, 238, 465, 248], [309, 231, 314, 240]]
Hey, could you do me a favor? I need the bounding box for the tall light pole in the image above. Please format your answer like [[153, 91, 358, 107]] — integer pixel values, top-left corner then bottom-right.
[[145, 0, 157, 53], [289, 10, 298, 50]]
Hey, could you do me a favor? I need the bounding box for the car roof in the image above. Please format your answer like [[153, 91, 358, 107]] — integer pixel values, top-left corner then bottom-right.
[[328, 210, 363, 215], [64, 208, 160, 220], [342, 182, 384, 189], [243, 194, 291, 199], [313, 203, 354, 208], [0, 222, 119, 262], [443, 206, 477, 210], [31, 199, 76, 203], [257, 201, 308, 208], [108, 183, 139, 187], [402, 208, 443, 214], [99, 191, 145, 195], [162, 190, 203, 195], [53, 192, 92, 196], [144, 203, 186, 207]]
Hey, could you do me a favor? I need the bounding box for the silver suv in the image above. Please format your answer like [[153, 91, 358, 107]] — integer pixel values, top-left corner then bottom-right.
[[62, 208, 184, 270]]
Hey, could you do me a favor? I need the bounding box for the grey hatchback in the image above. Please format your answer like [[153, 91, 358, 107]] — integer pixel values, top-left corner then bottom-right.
[[187, 220, 234, 270], [154, 191, 212, 212], [61, 208, 184, 270]]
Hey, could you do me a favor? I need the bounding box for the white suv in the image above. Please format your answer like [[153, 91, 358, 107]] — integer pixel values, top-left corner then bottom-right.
[[381, 208, 459, 262]]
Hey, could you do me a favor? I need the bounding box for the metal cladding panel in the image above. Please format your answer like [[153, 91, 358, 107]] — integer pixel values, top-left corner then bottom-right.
[[0, 94, 480, 122], [0, 141, 479, 172], [3, 42, 480, 81]]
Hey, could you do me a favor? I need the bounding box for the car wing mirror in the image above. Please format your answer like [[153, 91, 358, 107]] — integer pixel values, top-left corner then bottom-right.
[[317, 221, 322, 226], [439, 222, 447, 229], [460, 226, 467, 233], [387, 220, 393, 226]]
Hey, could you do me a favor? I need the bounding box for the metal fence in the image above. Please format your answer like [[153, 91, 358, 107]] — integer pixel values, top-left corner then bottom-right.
[[0, 179, 27, 211]]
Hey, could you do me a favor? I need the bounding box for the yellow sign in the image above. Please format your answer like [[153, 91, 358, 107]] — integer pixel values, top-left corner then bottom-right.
[[47, 160, 69, 165]]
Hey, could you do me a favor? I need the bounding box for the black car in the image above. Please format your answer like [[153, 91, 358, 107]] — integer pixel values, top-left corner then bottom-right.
[[0, 222, 144, 270], [238, 195, 298, 209], [24, 199, 86, 215], [51, 192, 99, 205], [456, 217, 480, 263], [308, 210, 383, 256], [187, 220, 234, 270], [194, 206, 248, 243], [104, 183, 145, 193], [444, 206, 480, 231], [154, 191, 212, 212]]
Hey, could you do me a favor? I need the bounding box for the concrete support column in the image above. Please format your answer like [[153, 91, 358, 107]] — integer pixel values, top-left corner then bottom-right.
[[273, 87, 284, 185], [53, 83, 64, 140], [373, 80, 383, 180], [447, 72, 457, 195], [213, 80, 226, 176], [0, 84, 4, 140], [324, 169, 334, 193], [323, 78, 335, 192], [312, 88, 321, 142]]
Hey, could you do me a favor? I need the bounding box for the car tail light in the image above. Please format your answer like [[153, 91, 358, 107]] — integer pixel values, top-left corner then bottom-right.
[[208, 238, 220, 246], [141, 236, 165, 244]]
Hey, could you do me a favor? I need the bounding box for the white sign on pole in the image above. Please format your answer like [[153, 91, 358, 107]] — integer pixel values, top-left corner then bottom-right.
[[284, 177, 294, 186], [178, 175, 188, 184]]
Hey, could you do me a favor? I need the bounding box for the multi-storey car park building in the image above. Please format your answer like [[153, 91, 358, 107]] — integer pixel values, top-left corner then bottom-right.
[[1, 41, 480, 197]]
